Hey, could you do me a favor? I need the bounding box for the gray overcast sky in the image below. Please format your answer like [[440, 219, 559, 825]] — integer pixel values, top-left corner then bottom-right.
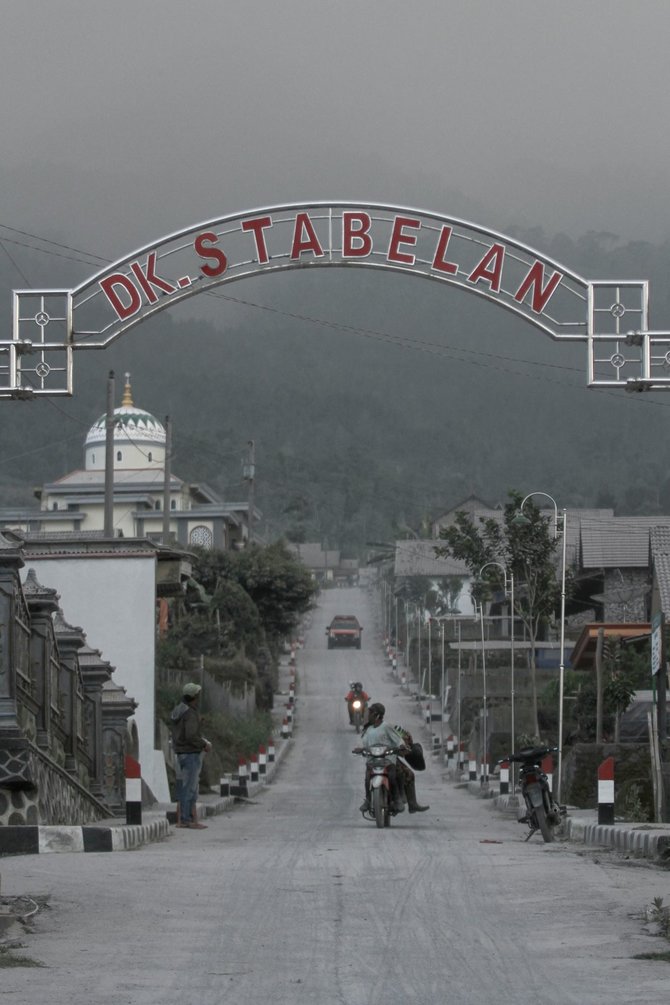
[[1, 0, 669, 270]]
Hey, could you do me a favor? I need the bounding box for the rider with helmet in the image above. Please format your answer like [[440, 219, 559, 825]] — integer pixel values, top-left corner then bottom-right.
[[356, 702, 406, 814], [345, 681, 369, 724]]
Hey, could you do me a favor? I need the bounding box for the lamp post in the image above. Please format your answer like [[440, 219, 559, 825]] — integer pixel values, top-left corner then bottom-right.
[[474, 594, 490, 783], [477, 560, 515, 792], [516, 492, 567, 804]]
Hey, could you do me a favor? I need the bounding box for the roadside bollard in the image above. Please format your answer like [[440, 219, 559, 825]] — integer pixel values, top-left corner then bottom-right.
[[124, 754, 142, 826], [268, 738, 276, 763], [458, 742, 466, 772], [446, 736, 455, 769], [258, 745, 267, 776], [219, 775, 230, 798], [232, 756, 248, 797], [468, 754, 477, 781], [286, 703, 294, 723], [499, 760, 510, 795], [250, 754, 259, 784], [598, 756, 615, 825], [281, 717, 291, 739], [480, 757, 489, 785]]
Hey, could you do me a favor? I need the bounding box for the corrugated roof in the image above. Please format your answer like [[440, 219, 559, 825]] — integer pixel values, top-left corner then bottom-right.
[[581, 516, 670, 568]]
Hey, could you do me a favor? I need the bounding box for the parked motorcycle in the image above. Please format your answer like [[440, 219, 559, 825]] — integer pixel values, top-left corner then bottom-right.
[[353, 745, 404, 828], [500, 745, 565, 843]]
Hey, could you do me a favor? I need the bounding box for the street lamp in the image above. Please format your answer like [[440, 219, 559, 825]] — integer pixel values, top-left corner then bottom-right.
[[515, 492, 567, 805], [477, 561, 515, 791]]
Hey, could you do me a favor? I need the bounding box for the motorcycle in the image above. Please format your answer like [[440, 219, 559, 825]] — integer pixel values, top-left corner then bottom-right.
[[349, 697, 366, 733], [500, 745, 565, 843], [353, 745, 404, 828]]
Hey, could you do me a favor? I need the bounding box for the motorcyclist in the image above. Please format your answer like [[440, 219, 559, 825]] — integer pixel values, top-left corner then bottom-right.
[[355, 702, 405, 814], [344, 681, 369, 724]]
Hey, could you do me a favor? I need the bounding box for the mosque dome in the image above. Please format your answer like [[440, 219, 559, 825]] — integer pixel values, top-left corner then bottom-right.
[[84, 374, 166, 471]]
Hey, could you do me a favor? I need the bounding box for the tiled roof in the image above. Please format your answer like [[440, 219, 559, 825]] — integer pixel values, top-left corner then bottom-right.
[[650, 526, 670, 611], [581, 516, 670, 568], [393, 540, 469, 577]]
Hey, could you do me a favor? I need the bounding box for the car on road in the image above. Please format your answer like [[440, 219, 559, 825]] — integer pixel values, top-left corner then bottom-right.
[[326, 615, 363, 649]]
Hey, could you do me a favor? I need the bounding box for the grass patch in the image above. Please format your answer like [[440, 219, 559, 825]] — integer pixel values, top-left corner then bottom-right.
[[0, 946, 44, 968]]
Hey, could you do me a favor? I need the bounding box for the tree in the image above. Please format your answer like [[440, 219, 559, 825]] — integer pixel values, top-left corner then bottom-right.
[[435, 490, 565, 739]]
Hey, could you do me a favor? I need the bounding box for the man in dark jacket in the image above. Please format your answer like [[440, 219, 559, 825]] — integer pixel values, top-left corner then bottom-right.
[[171, 683, 211, 829]]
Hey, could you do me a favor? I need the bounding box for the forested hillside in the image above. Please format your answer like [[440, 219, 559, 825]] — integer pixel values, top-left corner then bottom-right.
[[1, 225, 670, 553]]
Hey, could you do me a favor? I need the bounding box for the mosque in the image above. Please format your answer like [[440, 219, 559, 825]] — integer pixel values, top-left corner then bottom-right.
[[0, 374, 255, 547]]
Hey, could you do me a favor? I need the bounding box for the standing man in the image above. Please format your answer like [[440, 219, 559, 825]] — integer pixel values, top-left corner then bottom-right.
[[171, 683, 212, 830]]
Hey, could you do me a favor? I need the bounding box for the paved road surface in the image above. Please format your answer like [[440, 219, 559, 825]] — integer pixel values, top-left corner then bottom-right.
[[1, 587, 668, 1004]]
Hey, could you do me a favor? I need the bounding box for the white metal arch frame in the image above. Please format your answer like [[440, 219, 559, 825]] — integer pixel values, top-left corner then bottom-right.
[[0, 201, 661, 397]]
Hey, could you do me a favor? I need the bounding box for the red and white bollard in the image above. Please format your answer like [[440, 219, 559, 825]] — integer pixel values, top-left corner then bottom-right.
[[468, 754, 477, 781], [250, 754, 259, 784], [258, 745, 267, 776], [281, 717, 292, 739], [268, 738, 276, 763], [499, 760, 510, 795], [598, 756, 615, 825], [234, 756, 249, 797], [124, 754, 142, 825]]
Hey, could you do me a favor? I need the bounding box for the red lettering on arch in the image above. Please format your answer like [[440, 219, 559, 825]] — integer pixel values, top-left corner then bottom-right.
[[130, 253, 176, 304], [342, 211, 372, 257], [431, 226, 458, 275], [387, 216, 421, 264], [467, 243, 505, 292], [290, 212, 324, 260], [195, 231, 227, 278], [242, 216, 273, 264], [99, 274, 142, 321], [514, 261, 563, 314]]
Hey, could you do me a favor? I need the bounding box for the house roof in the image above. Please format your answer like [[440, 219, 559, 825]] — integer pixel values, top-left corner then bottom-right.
[[650, 526, 670, 612], [291, 542, 341, 569], [570, 622, 651, 670], [393, 540, 469, 578], [580, 516, 670, 569]]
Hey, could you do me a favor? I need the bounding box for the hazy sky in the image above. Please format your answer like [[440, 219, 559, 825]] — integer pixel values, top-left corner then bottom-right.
[[2, 0, 670, 278]]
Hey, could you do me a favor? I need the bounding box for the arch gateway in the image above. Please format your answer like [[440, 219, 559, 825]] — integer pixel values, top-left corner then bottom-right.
[[1, 201, 668, 397]]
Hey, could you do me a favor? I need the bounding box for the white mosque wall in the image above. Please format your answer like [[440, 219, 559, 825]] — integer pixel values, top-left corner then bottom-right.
[[21, 554, 170, 803]]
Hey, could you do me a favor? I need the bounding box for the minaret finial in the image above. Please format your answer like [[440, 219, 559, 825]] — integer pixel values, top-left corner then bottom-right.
[[121, 372, 133, 407]]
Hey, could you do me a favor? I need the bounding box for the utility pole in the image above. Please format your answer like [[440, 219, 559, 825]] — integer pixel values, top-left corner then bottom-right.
[[243, 439, 255, 543], [104, 371, 115, 538]]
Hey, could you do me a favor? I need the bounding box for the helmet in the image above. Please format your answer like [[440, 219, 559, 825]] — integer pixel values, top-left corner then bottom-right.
[[367, 702, 385, 723], [354, 682, 363, 691]]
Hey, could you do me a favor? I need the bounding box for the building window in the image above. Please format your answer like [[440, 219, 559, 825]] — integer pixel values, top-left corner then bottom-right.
[[148, 451, 153, 462], [190, 525, 213, 549], [170, 500, 177, 510], [116, 450, 122, 462], [91, 453, 96, 465], [155, 500, 161, 510], [51, 502, 58, 511]]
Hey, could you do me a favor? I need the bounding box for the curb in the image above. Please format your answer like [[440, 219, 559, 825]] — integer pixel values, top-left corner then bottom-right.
[[564, 816, 670, 860], [459, 778, 670, 863], [0, 733, 295, 858], [0, 818, 171, 857]]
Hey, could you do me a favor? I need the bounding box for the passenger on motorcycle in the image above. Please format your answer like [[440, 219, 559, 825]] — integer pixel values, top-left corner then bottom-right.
[[355, 702, 406, 813], [392, 724, 429, 813], [345, 682, 369, 724]]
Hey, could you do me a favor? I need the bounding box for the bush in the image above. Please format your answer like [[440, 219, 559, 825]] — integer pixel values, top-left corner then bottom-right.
[[199, 709, 274, 779]]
